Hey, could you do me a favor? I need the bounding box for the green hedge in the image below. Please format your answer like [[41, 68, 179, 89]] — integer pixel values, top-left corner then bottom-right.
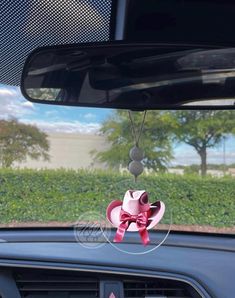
[[0, 168, 234, 227]]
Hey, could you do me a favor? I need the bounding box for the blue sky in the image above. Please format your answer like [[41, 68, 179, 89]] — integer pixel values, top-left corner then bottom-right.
[[0, 84, 112, 134], [0, 84, 234, 165]]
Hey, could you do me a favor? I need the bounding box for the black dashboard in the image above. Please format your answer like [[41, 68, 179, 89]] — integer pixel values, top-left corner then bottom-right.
[[0, 229, 233, 297]]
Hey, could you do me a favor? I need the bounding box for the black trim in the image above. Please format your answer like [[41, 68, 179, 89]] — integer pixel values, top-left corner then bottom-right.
[[124, 0, 235, 46], [0, 263, 209, 298], [122, 0, 131, 40], [109, 0, 118, 40]]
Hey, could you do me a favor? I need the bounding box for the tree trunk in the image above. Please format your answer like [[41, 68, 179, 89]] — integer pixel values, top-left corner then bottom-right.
[[199, 148, 207, 176]]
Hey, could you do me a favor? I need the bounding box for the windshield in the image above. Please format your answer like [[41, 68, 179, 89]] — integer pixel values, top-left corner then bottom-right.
[[0, 83, 234, 234]]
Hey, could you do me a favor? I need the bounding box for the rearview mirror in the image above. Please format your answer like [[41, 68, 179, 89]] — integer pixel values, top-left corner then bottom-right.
[[21, 42, 235, 109]]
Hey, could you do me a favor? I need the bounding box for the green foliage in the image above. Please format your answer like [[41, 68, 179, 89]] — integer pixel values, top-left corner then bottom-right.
[[92, 110, 175, 171], [93, 110, 235, 176], [0, 168, 234, 227], [172, 110, 235, 175], [173, 164, 235, 172], [27, 88, 60, 100], [184, 164, 200, 175], [0, 119, 50, 167]]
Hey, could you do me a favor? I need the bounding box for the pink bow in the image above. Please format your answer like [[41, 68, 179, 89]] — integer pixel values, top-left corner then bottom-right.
[[114, 209, 150, 245]]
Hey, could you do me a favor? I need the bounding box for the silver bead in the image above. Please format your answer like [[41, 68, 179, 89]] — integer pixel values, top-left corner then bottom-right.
[[128, 160, 144, 177], [129, 146, 144, 161]]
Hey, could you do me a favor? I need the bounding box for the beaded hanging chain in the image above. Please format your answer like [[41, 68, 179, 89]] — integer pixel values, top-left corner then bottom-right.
[[128, 110, 147, 182]]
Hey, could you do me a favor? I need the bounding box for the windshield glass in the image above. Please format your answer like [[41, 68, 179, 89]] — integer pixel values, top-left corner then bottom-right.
[[0, 83, 234, 234]]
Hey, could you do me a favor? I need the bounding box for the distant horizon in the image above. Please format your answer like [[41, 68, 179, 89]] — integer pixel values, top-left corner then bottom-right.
[[0, 84, 235, 166]]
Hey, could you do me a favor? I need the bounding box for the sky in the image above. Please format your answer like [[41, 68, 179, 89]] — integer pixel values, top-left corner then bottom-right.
[[0, 84, 234, 166]]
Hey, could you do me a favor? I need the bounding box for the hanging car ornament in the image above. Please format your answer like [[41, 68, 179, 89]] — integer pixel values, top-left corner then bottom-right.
[[128, 111, 146, 182], [106, 190, 165, 245], [106, 111, 166, 246], [129, 145, 144, 161]]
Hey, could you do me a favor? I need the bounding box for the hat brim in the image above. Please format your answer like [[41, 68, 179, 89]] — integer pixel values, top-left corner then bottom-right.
[[106, 200, 165, 232]]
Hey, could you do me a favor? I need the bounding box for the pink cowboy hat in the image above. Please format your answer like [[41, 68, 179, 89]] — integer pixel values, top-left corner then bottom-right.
[[106, 190, 165, 232]]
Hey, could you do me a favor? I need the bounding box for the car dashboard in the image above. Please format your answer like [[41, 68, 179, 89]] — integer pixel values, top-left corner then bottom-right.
[[0, 229, 233, 298]]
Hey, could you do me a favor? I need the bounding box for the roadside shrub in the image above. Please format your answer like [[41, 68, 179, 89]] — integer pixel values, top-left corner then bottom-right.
[[0, 168, 234, 227]]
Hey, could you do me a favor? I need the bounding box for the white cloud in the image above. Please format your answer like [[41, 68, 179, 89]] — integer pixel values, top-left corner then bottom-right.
[[0, 89, 17, 96], [0, 87, 35, 118], [21, 101, 35, 110], [45, 110, 59, 117], [21, 119, 101, 134], [84, 113, 96, 121], [0, 86, 100, 134]]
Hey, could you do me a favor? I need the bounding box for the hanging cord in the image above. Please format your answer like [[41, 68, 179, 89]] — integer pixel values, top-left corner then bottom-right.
[[128, 110, 147, 146]]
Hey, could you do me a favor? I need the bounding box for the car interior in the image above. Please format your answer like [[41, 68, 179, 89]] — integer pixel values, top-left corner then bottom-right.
[[0, 1, 235, 298]]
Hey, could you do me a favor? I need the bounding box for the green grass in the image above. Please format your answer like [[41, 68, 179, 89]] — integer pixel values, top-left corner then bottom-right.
[[0, 168, 234, 227]]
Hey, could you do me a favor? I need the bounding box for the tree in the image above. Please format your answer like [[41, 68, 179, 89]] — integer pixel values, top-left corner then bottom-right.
[[0, 119, 50, 168], [92, 110, 174, 171], [172, 111, 235, 176]]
